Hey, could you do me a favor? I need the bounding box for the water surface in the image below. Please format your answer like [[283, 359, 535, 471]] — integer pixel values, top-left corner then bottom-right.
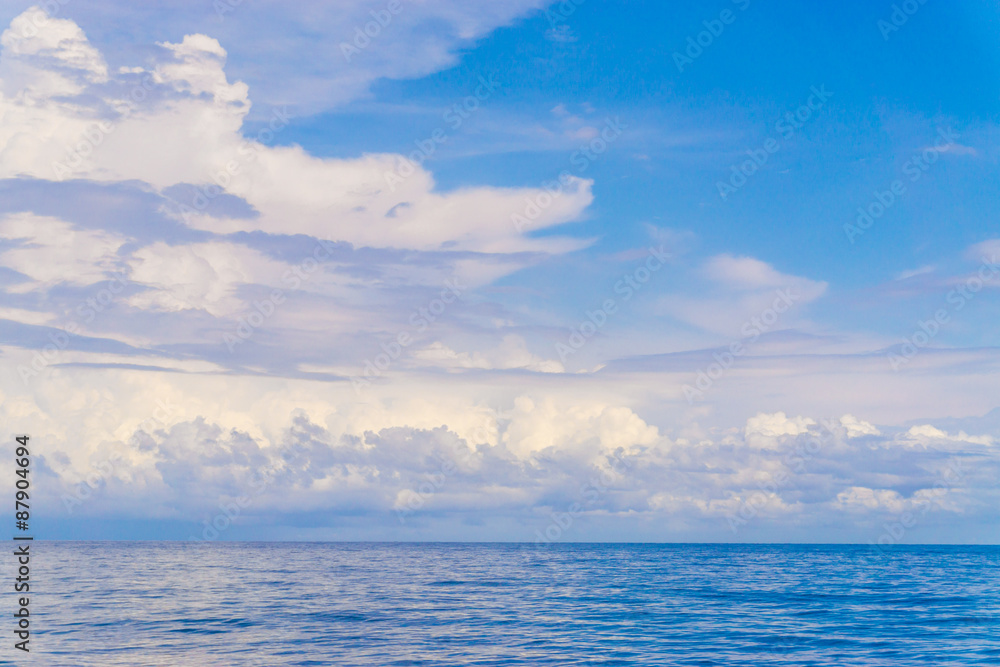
[[9, 542, 999, 665]]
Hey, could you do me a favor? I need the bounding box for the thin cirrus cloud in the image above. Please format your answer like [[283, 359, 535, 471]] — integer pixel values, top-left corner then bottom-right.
[[652, 253, 828, 338]]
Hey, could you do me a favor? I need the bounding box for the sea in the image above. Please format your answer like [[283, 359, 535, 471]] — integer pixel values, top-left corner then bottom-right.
[[6, 542, 998, 666]]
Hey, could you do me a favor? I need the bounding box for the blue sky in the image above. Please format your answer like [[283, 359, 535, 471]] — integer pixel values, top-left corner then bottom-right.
[[273, 0, 1000, 344], [0, 0, 998, 542]]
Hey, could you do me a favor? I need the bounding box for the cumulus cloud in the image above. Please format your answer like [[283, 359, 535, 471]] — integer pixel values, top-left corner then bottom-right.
[[9, 370, 994, 540], [834, 487, 908, 513], [840, 414, 880, 438], [0, 7, 107, 96], [745, 411, 815, 439]]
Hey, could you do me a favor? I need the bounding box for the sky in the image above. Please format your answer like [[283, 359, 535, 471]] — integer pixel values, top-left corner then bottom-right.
[[0, 0, 998, 543]]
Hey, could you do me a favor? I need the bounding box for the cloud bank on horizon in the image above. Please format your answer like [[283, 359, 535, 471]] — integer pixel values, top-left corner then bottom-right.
[[0, 1, 998, 541]]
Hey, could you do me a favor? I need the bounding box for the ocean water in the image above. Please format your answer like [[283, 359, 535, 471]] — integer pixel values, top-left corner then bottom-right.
[[7, 542, 998, 666]]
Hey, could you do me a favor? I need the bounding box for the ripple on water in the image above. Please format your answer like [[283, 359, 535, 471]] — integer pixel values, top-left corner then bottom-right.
[[21, 543, 1000, 666]]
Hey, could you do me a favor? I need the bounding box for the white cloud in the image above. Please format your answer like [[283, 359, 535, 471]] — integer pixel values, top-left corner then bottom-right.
[[894, 265, 935, 281], [704, 254, 789, 290], [0, 306, 53, 326], [0, 7, 107, 96], [933, 142, 977, 156], [834, 487, 907, 513], [0, 10, 592, 258], [702, 254, 828, 301], [968, 239, 1000, 263], [44, 0, 548, 115], [0, 7, 997, 542], [840, 414, 880, 438], [412, 335, 565, 373], [501, 396, 659, 459], [0, 7, 598, 364], [5, 360, 990, 538], [0, 213, 127, 290], [904, 424, 992, 447], [745, 411, 815, 440], [126, 241, 288, 317], [658, 254, 827, 336]]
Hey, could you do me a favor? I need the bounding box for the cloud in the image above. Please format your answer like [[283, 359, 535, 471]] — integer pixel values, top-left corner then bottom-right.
[[0, 8, 597, 377], [834, 487, 907, 513], [0, 10, 593, 258], [0, 213, 127, 290], [125, 241, 289, 317], [1, 6, 997, 543], [967, 239, 1000, 263], [10, 367, 994, 540], [840, 414, 880, 438], [903, 424, 992, 447], [933, 142, 977, 156], [658, 254, 827, 336], [703, 254, 825, 295], [894, 265, 935, 281], [3, 0, 548, 116], [412, 335, 564, 373], [0, 7, 107, 96], [745, 411, 815, 439]]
